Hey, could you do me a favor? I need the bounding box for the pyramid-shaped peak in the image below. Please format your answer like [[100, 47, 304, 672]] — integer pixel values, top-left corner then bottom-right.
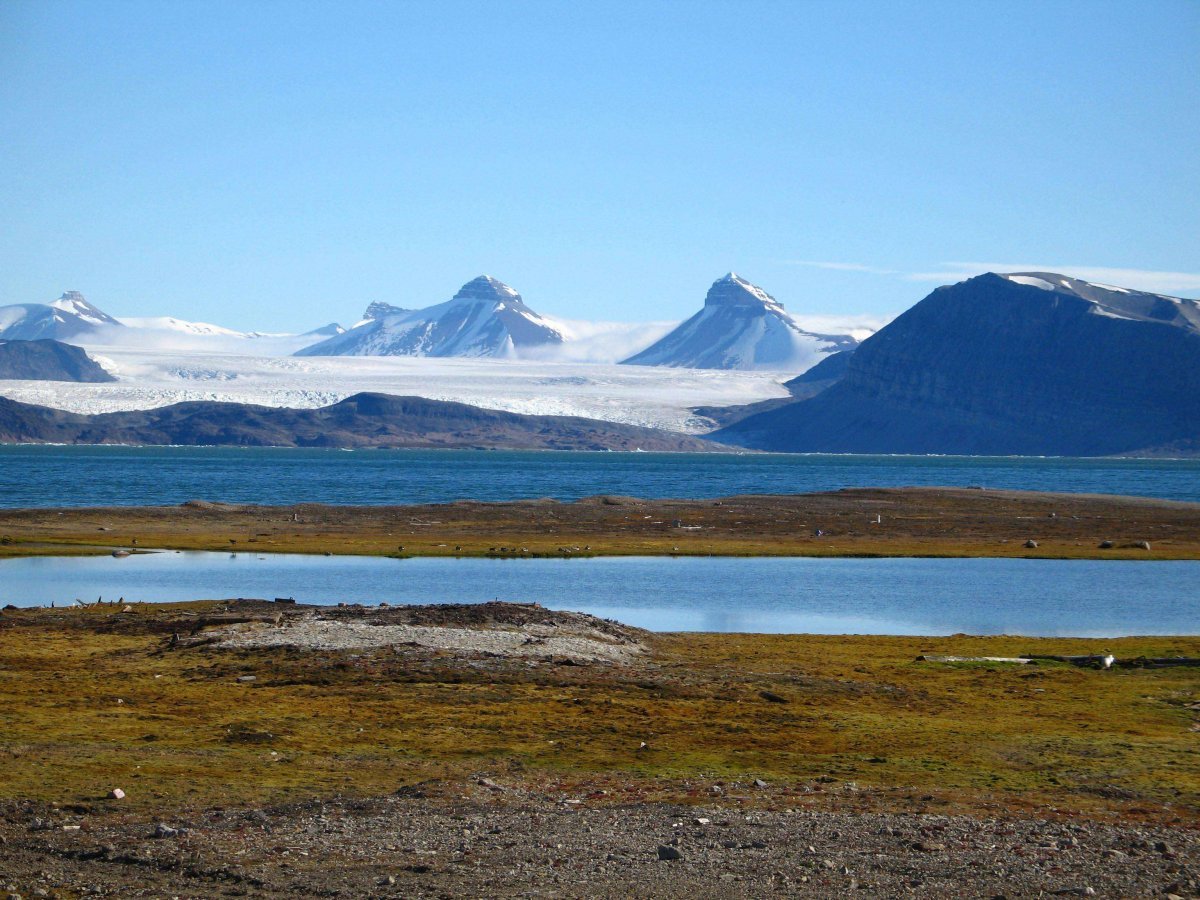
[[451, 275, 522, 304], [47, 291, 120, 324], [705, 273, 783, 310]]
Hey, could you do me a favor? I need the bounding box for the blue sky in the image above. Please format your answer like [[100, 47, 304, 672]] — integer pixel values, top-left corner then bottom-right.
[[1, 0, 1197, 331]]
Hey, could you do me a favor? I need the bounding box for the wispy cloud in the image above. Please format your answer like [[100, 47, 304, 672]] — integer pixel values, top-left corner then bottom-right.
[[784, 260, 900, 276], [786, 259, 1200, 295]]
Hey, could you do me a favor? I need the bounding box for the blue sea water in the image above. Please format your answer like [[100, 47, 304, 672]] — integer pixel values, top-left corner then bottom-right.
[[1, 445, 1198, 507], [2, 552, 1196, 636]]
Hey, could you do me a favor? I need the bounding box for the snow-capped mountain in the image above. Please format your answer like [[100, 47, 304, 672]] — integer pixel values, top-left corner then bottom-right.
[[0, 291, 124, 341], [0, 291, 345, 354], [621, 273, 858, 371], [298, 276, 565, 358]]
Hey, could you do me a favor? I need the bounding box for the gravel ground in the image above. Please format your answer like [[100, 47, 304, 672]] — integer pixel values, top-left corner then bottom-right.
[[213, 617, 646, 663], [1, 792, 1196, 898]]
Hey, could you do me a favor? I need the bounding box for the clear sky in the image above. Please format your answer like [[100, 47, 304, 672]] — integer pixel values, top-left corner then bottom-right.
[[1, 0, 1197, 331]]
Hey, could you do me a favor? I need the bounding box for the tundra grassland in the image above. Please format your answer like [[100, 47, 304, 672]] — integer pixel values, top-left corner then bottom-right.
[[1, 487, 1199, 560], [1, 601, 1196, 822]]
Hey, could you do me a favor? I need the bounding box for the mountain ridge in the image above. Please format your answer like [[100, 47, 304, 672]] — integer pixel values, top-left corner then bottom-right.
[[0, 391, 715, 451]]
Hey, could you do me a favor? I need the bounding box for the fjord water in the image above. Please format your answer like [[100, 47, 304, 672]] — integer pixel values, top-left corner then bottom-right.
[[3, 552, 1197, 636], [1, 445, 1199, 507]]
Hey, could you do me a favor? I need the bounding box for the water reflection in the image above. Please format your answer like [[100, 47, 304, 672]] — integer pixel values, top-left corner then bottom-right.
[[1, 552, 1196, 637]]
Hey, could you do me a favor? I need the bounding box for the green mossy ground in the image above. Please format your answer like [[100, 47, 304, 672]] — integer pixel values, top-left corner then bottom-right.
[[2, 602, 1196, 823]]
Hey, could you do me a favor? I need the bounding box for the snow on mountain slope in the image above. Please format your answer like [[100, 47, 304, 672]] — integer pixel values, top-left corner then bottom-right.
[[621, 273, 859, 371], [0, 350, 791, 434], [0, 292, 124, 341], [998, 272, 1200, 331], [118, 316, 258, 337], [298, 276, 564, 358]]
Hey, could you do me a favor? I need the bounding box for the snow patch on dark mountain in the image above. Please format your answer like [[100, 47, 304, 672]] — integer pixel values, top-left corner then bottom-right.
[[298, 276, 565, 358], [621, 273, 857, 371], [998, 272, 1200, 330]]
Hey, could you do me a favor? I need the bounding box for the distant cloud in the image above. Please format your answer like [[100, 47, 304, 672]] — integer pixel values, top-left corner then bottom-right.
[[789, 313, 892, 339], [520, 317, 679, 364], [786, 259, 1200, 295]]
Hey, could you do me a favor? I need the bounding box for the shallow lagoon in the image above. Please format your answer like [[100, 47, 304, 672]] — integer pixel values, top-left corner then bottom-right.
[[3, 552, 1196, 636]]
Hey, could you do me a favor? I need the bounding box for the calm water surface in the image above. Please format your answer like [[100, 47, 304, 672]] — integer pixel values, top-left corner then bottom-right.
[[2, 445, 1199, 506], [3, 553, 1196, 636]]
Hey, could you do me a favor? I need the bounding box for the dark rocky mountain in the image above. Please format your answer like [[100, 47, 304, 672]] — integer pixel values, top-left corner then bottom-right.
[[622, 273, 857, 370], [298, 277, 564, 358], [0, 291, 123, 341], [692, 348, 858, 428], [0, 339, 115, 382], [0, 392, 714, 451], [362, 301, 409, 320], [782, 348, 855, 400], [714, 272, 1200, 457]]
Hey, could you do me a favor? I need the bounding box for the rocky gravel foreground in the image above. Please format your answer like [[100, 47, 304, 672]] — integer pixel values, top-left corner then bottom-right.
[[1, 793, 1196, 899]]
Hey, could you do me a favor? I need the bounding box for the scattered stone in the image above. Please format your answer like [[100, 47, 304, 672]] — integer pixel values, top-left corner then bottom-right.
[[237, 675, 257, 683], [657, 845, 682, 861], [378, 874, 396, 886], [753, 779, 768, 788], [1099, 540, 1114, 549], [913, 841, 944, 852], [759, 690, 788, 704], [693, 817, 711, 826], [153, 823, 180, 838], [1024, 539, 1038, 549], [1135, 540, 1151, 550], [107, 788, 125, 800]]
